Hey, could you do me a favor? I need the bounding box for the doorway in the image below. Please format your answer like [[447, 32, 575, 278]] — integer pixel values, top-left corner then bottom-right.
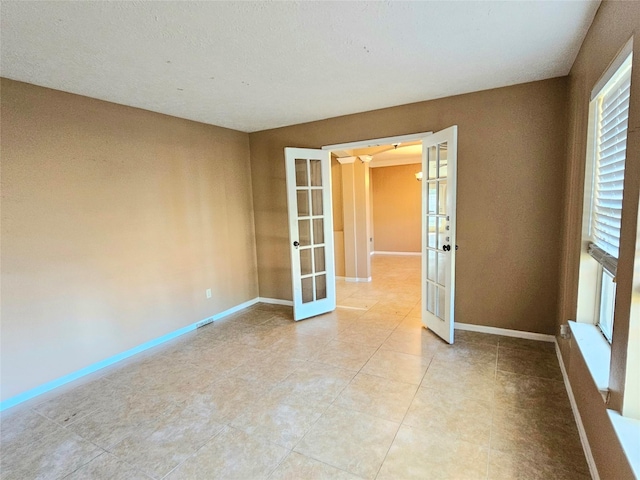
[[323, 127, 457, 343]]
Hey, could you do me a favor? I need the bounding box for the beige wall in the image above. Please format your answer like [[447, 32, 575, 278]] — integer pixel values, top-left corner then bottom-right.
[[557, 1, 640, 477], [371, 164, 422, 252], [249, 77, 568, 334], [0, 79, 258, 401]]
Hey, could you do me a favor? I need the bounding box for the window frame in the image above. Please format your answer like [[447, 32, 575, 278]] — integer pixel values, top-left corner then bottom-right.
[[580, 44, 633, 343]]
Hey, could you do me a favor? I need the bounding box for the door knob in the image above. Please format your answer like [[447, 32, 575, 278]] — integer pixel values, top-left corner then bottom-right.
[[443, 245, 450, 251], [293, 241, 300, 248]]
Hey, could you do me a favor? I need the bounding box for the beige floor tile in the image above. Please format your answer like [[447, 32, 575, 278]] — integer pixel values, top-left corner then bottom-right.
[[267, 333, 333, 361], [268, 452, 363, 480], [312, 340, 378, 371], [488, 448, 590, 480], [333, 373, 417, 422], [108, 405, 225, 478], [354, 310, 405, 330], [0, 408, 61, 445], [497, 347, 562, 380], [180, 375, 267, 422], [230, 398, 325, 449], [33, 378, 128, 425], [494, 371, 572, 412], [421, 358, 496, 401], [231, 355, 305, 386], [230, 308, 276, 326], [67, 393, 175, 449], [233, 325, 290, 350], [403, 386, 492, 446], [367, 301, 415, 317], [497, 336, 556, 353], [265, 362, 355, 408], [361, 349, 430, 385], [491, 405, 588, 475], [433, 341, 497, 367], [394, 315, 426, 332], [0, 427, 101, 480], [455, 329, 500, 346], [1, 256, 588, 480], [406, 304, 422, 318], [338, 325, 393, 347], [377, 425, 489, 480], [337, 296, 378, 310], [165, 426, 288, 479], [294, 405, 399, 479], [380, 329, 442, 357], [64, 452, 152, 480]]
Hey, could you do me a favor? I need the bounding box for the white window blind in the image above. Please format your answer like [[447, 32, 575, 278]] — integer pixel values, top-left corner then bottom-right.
[[591, 55, 632, 258]]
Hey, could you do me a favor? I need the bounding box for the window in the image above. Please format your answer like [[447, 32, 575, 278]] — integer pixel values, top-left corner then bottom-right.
[[584, 46, 633, 342]]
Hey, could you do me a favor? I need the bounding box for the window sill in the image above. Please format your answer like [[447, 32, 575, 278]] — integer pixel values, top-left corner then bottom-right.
[[608, 411, 640, 478], [568, 321, 610, 398]]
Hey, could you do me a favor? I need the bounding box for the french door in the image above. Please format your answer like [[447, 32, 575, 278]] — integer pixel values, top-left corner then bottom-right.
[[421, 126, 458, 343], [284, 148, 336, 320]]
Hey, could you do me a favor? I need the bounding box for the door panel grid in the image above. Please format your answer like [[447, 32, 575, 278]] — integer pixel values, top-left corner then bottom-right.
[[291, 155, 331, 307], [421, 126, 457, 344]]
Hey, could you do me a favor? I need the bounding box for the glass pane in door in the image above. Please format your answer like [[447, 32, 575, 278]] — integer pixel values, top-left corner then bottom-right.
[[295, 159, 308, 186], [313, 219, 324, 244], [302, 277, 314, 303], [310, 160, 322, 186], [311, 190, 323, 215], [298, 220, 311, 246], [300, 249, 312, 276], [314, 246, 325, 273], [316, 274, 327, 300], [297, 190, 309, 216]]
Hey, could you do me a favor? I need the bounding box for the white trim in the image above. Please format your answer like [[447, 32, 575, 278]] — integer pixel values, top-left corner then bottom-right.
[[555, 341, 601, 480], [607, 411, 640, 477], [591, 36, 633, 101], [369, 157, 422, 168], [454, 322, 555, 342], [322, 131, 433, 151], [336, 156, 357, 164], [344, 276, 372, 283], [0, 296, 261, 412], [372, 251, 421, 256], [257, 297, 294, 306]]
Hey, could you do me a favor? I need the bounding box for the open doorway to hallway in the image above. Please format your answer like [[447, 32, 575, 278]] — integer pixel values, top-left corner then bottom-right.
[[328, 141, 423, 314]]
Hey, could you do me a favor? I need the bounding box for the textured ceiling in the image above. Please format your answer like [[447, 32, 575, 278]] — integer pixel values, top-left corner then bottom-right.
[[0, 1, 599, 132]]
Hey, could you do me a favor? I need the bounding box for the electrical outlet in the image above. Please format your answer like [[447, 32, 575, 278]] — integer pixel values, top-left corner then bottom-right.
[[196, 318, 214, 329], [206, 288, 212, 299], [560, 324, 571, 339]]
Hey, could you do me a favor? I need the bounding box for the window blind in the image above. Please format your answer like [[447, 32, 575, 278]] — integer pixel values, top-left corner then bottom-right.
[[592, 64, 632, 258]]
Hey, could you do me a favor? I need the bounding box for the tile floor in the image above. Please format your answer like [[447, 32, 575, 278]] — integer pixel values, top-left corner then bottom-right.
[[1, 255, 589, 479]]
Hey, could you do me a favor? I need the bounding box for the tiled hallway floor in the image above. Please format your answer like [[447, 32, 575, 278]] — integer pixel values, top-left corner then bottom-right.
[[1, 255, 589, 479]]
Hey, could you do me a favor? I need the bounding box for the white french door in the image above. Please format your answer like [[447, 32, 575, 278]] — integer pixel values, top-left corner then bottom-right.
[[421, 126, 458, 344], [284, 148, 336, 321]]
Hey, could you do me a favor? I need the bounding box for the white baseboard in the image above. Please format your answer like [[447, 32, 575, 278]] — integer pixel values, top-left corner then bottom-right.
[[344, 277, 372, 283], [454, 322, 555, 342], [0, 296, 261, 412], [371, 251, 422, 256], [555, 341, 600, 480], [258, 297, 294, 306]]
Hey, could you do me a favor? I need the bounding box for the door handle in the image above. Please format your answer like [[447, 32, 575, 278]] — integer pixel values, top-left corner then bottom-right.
[[293, 241, 300, 248], [442, 245, 450, 251]]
